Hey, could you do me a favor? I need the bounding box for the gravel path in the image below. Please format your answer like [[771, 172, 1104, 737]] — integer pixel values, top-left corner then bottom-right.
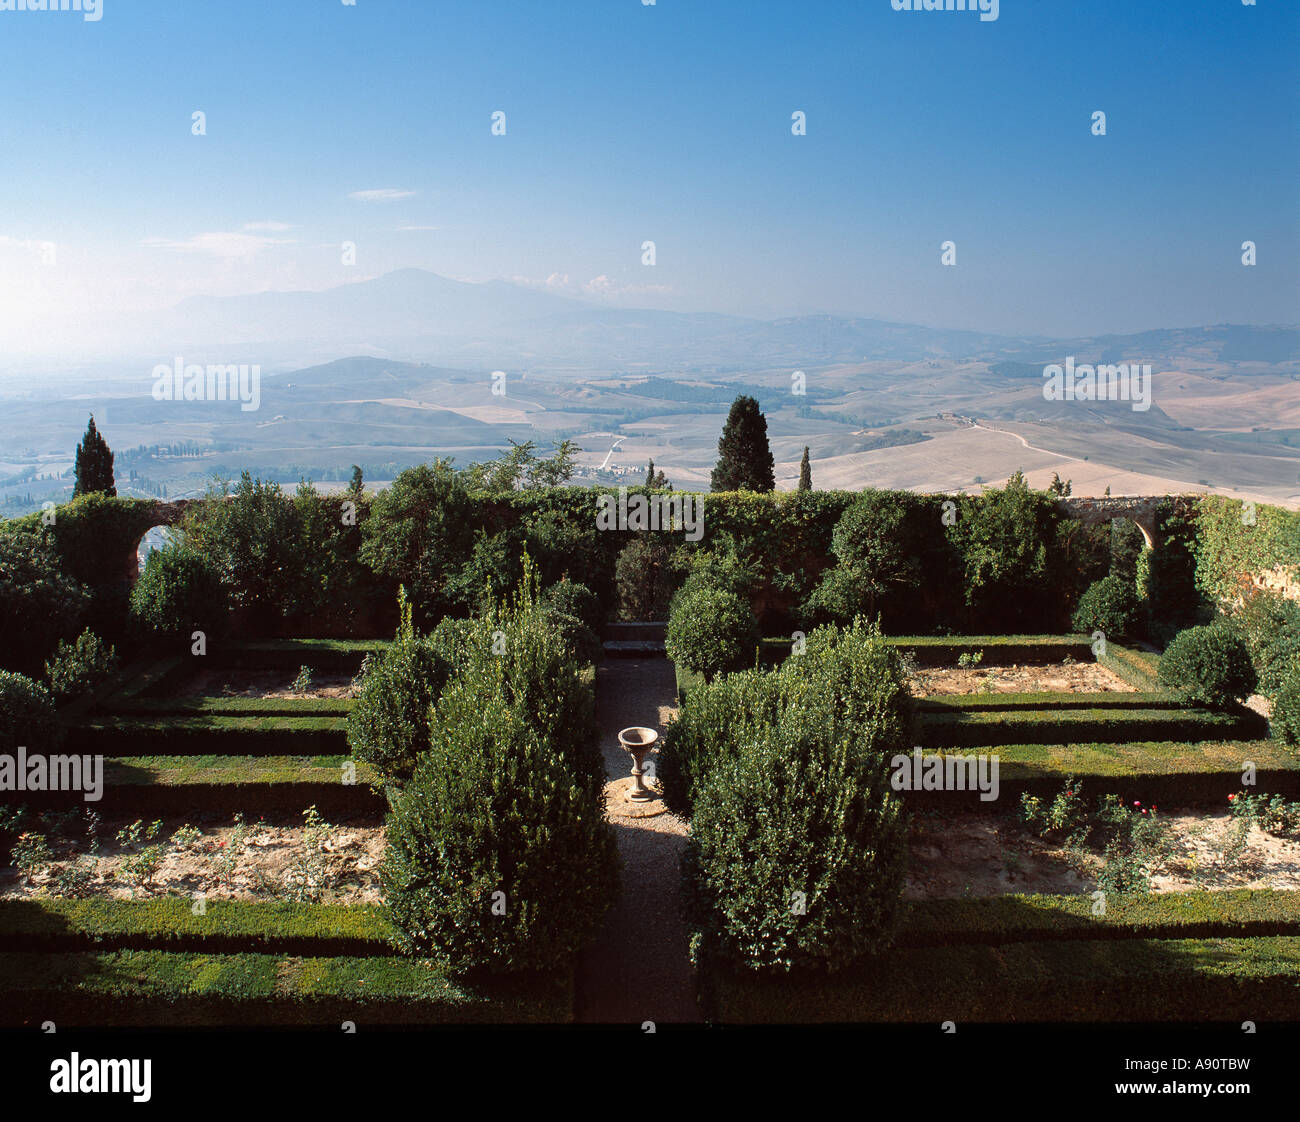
[[573, 658, 702, 1026]]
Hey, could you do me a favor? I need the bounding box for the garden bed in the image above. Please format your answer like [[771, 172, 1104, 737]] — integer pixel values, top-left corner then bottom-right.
[[910, 662, 1134, 697]]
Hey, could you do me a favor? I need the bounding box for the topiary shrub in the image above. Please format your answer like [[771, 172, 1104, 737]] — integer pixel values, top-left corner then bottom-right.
[[684, 625, 911, 973], [1272, 662, 1300, 747], [347, 593, 454, 788], [44, 628, 118, 703], [658, 669, 779, 817], [0, 671, 61, 754], [1158, 623, 1258, 709], [666, 582, 759, 680], [380, 588, 617, 972], [1071, 575, 1141, 638], [542, 579, 602, 632], [129, 546, 228, 644]]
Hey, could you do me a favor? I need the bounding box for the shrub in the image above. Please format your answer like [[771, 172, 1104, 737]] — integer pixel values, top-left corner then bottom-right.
[[1273, 662, 1300, 746], [1158, 623, 1258, 709], [381, 671, 617, 972], [613, 536, 676, 620], [0, 531, 91, 676], [0, 672, 61, 755], [666, 583, 759, 680], [658, 669, 779, 817], [686, 697, 908, 973], [542, 579, 602, 631], [1071, 575, 1140, 639], [129, 546, 228, 643], [1227, 590, 1300, 697], [347, 593, 454, 787], [45, 629, 118, 703]]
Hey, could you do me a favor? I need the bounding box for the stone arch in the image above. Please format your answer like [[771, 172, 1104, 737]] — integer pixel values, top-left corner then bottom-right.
[[121, 500, 194, 585], [1055, 496, 1161, 550]]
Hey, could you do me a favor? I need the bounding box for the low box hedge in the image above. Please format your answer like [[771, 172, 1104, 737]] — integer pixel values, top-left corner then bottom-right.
[[107, 696, 356, 718], [901, 890, 1300, 947], [703, 935, 1300, 1024], [915, 692, 1177, 713], [918, 705, 1266, 748], [207, 639, 386, 672], [0, 949, 571, 1026], [0, 898, 396, 956], [887, 635, 1096, 667], [1098, 643, 1163, 691], [899, 739, 1300, 809], [66, 715, 349, 757]]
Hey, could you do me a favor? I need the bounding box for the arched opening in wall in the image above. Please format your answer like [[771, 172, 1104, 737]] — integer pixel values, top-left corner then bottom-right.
[[1109, 517, 1147, 585], [136, 525, 182, 577]]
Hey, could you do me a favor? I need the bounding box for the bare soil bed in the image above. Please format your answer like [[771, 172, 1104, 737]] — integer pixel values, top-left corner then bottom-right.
[[177, 669, 359, 699], [907, 809, 1300, 899], [909, 662, 1136, 697], [2, 811, 385, 904]]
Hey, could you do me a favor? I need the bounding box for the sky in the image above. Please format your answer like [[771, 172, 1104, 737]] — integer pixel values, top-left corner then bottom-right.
[[0, 0, 1297, 354]]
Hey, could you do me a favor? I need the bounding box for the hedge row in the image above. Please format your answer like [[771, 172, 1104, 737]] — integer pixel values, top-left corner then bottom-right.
[[107, 696, 356, 718], [1099, 643, 1164, 691], [898, 740, 1300, 809], [702, 935, 1300, 1023], [888, 635, 1095, 666], [0, 898, 395, 956], [0, 949, 571, 1026], [7, 756, 383, 815], [901, 890, 1300, 947], [915, 692, 1177, 712], [206, 639, 384, 671], [918, 705, 1266, 748], [66, 715, 349, 757]]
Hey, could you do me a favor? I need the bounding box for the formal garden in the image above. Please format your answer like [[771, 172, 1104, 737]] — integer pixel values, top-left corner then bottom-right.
[[2, 427, 1299, 1024]]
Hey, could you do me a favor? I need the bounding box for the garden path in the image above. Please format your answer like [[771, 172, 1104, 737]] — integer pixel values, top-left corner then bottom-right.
[[573, 658, 702, 1025]]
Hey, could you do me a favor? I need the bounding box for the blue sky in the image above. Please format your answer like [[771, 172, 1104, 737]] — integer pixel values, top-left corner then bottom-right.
[[1, 0, 1297, 350]]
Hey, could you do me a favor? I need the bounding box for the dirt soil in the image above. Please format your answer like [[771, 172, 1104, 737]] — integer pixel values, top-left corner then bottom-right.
[[178, 669, 359, 700], [909, 662, 1136, 697], [2, 812, 385, 904], [907, 809, 1300, 899]]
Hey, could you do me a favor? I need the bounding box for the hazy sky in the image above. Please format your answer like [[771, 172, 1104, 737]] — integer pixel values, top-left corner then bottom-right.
[[1, 0, 1297, 354]]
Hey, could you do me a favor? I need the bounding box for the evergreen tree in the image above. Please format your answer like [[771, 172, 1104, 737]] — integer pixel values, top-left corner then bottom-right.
[[798, 446, 812, 491], [1048, 472, 1072, 496], [710, 395, 775, 493], [349, 464, 364, 495], [73, 415, 115, 498], [645, 458, 668, 488]]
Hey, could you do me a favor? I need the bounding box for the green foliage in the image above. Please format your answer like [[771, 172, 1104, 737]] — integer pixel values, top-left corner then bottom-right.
[[685, 622, 913, 972], [1195, 495, 1300, 605], [73, 415, 115, 498], [797, 447, 812, 492], [1273, 662, 1300, 746], [358, 460, 476, 625], [0, 672, 60, 754], [0, 530, 91, 675], [1071, 574, 1140, 638], [666, 582, 759, 680], [541, 579, 601, 631], [44, 629, 118, 702], [948, 472, 1059, 631], [711, 395, 775, 493], [1225, 589, 1300, 697], [11, 833, 54, 884], [346, 593, 455, 787], [614, 535, 676, 620], [1158, 623, 1258, 709], [129, 545, 228, 643]]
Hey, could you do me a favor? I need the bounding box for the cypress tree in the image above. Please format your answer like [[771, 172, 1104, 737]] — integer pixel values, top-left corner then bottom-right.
[[710, 395, 775, 493], [73, 415, 116, 498], [798, 446, 812, 491]]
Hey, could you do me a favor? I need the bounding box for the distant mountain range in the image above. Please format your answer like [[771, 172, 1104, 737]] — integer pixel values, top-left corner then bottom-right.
[[116, 268, 1300, 376]]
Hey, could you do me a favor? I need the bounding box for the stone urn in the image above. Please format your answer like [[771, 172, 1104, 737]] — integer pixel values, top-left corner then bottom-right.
[[617, 726, 659, 802]]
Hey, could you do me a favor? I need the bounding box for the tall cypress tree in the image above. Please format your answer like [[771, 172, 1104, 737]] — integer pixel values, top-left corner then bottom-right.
[[710, 395, 775, 493], [74, 414, 116, 498], [798, 447, 812, 491]]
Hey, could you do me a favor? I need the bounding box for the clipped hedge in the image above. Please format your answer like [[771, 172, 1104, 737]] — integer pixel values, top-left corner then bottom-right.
[[915, 692, 1177, 712], [1098, 642, 1162, 691], [902, 889, 1300, 947], [919, 705, 1266, 748], [0, 898, 396, 956], [887, 635, 1095, 666], [65, 715, 349, 757], [703, 935, 1300, 1024], [0, 949, 571, 1026]]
